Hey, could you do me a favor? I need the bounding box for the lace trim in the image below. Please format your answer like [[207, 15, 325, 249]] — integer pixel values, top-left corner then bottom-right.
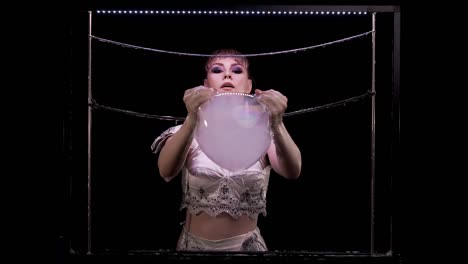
[[180, 184, 267, 219], [180, 203, 266, 219]]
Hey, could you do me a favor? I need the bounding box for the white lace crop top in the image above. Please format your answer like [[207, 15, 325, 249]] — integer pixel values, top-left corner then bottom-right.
[[151, 125, 272, 219]]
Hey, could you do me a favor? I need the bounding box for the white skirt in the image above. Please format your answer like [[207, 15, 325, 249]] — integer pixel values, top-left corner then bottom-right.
[[176, 226, 268, 251]]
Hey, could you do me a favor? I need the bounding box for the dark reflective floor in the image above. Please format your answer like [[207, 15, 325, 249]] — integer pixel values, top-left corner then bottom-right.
[[65, 250, 402, 264]]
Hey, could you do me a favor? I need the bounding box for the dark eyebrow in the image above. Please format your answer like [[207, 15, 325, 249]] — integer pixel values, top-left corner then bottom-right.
[[209, 63, 245, 70], [209, 63, 224, 68], [231, 63, 244, 68]]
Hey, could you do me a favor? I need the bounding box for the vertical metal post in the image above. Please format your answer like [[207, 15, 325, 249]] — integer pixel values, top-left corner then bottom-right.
[[87, 10, 93, 255], [370, 12, 377, 255], [390, 9, 400, 255]]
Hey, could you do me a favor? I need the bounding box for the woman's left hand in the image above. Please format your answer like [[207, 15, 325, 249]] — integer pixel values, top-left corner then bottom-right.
[[255, 89, 288, 128]]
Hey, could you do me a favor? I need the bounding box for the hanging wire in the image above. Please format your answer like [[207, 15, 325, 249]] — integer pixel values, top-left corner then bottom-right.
[[89, 91, 374, 121], [89, 99, 185, 121], [283, 90, 374, 117], [90, 30, 373, 57], [89, 30, 374, 121]]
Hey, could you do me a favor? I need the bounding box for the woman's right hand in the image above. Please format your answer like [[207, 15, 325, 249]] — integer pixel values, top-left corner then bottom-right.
[[183, 86, 216, 118]]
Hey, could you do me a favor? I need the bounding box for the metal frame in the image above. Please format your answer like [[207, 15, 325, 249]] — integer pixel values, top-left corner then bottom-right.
[[85, 5, 400, 257]]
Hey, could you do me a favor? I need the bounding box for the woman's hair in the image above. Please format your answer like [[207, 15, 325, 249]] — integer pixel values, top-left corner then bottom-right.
[[205, 49, 250, 77]]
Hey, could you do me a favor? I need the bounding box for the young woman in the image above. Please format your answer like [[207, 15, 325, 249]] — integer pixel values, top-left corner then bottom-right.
[[152, 49, 301, 251]]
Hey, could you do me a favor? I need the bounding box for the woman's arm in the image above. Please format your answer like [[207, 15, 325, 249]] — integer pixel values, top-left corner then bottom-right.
[[158, 115, 197, 181], [255, 89, 302, 179], [267, 122, 302, 179], [157, 86, 215, 181]]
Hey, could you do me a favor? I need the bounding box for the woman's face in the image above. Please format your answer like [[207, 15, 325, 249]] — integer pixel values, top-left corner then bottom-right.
[[204, 57, 252, 94]]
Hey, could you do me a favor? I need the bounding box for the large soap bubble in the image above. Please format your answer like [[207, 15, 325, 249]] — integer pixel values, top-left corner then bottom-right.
[[195, 92, 271, 172]]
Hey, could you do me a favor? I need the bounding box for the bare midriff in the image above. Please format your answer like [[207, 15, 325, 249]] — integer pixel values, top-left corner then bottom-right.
[[185, 211, 257, 240]]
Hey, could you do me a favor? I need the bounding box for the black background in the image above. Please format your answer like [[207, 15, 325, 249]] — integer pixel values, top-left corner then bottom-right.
[[14, 0, 457, 263], [62, 1, 401, 259]]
